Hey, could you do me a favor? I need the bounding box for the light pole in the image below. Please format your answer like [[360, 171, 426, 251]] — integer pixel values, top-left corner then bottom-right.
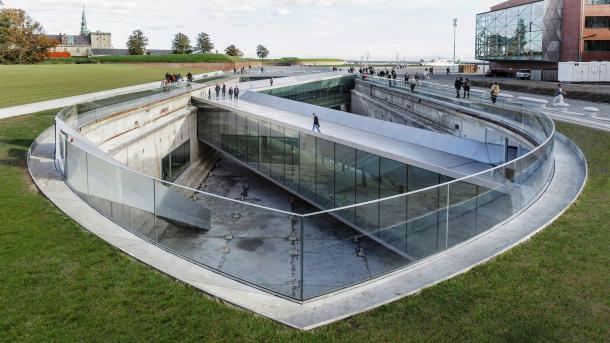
[[453, 19, 458, 65]]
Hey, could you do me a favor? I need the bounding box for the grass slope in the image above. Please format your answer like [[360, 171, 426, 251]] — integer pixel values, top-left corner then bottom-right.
[[0, 112, 608, 341], [0, 64, 210, 108]]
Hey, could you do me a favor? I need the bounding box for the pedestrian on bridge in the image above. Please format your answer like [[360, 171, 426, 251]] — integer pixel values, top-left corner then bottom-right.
[[491, 82, 500, 104], [215, 84, 221, 99], [553, 84, 566, 105], [229, 87, 234, 100], [454, 77, 463, 98], [409, 77, 417, 93], [463, 78, 471, 99], [234, 86, 240, 101], [312, 113, 321, 133], [222, 84, 227, 99]]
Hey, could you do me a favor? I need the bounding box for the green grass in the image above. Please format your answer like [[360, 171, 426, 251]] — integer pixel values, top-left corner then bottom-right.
[[0, 112, 608, 341], [0, 64, 211, 108]]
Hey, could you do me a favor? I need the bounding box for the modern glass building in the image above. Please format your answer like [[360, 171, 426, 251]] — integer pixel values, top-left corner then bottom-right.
[[475, 0, 557, 61], [476, 0, 610, 72], [260, 77, 354, 109]]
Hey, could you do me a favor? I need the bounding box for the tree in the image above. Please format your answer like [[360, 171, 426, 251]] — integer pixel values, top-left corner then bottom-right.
[[126, 29, 148, 55], [172, 33, 192, 54], [195, 32, 214, 54], [0, 8, 56, 64], [256, 44, 269, 61], [224, 44, 243, 57]]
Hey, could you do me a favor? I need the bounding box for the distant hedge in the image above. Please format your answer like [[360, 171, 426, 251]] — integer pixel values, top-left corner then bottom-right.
[[43, 54, 345, 65], [45, 54, 238, 64]]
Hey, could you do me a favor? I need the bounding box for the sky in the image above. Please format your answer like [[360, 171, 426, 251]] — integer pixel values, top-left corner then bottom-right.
[[5, 0, 499, 61]]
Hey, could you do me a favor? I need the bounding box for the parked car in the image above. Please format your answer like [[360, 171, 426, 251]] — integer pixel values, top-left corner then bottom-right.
[[485, 69, 513, 77], [516, 69, 532, 80]]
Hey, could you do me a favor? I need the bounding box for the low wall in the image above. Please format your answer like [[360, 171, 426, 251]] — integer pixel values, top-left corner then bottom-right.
[[351, 80, 532, 148]]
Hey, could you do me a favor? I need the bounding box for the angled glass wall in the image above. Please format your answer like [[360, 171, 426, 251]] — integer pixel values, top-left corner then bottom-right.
[[260, 77, 354, 109], [196, 103, 510, 257]]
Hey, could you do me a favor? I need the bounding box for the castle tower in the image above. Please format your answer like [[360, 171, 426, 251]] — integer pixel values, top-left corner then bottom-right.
[[80, 4, 89, 35]]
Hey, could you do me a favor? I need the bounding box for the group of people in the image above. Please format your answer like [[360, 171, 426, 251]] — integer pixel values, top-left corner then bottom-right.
[[453, 76, 472, 99], [162, 72, 185, 89], [208, 83, 240, 101], [233, 66, 253, 75]]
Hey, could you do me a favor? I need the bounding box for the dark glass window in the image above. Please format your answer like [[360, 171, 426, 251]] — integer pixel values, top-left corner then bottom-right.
[[585, 16, 610, 28], [585, 40, 610, 51], [161, 140, 191, 182], [586, 0, 610, 4]]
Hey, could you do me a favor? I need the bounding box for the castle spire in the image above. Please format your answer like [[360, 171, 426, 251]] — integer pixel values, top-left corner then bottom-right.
[[80, 4, 89, 35]]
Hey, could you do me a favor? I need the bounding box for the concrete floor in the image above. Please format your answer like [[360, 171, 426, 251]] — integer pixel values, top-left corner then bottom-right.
[[155, 157, 408, 300]]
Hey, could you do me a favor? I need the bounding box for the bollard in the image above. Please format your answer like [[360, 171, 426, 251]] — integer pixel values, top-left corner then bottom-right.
[[553, 102, 570, 112], [583, 107, 599, 118]]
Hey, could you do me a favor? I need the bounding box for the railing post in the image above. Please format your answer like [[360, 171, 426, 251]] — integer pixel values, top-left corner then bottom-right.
[[445, 186, 450, 250], [300, 216, 304, 301]]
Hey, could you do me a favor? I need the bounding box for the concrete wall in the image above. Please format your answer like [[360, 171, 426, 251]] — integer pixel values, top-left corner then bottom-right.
[[350, 80, 532, 148]]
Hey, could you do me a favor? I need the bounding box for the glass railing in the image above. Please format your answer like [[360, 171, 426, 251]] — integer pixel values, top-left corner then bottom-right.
[[54, 75, 556, 302]]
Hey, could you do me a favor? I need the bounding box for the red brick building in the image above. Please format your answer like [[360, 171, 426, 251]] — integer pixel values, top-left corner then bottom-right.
[[476, 0, 610, 73]]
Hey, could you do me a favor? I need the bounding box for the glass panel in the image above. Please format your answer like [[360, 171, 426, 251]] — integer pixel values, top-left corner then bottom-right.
[[315, 138, 335, 208], [270, 124, 285, 182], [259, 120, 272, 176], [334, 144, 356, 223], [247, 117, 259, 169], [379, 158, 408, 253], [355, 150, 379, 236], [284, 127, 300, 191], [299, 132, 316, 200]]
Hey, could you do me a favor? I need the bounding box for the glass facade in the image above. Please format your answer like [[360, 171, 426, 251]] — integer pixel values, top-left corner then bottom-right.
[[196, 103, 505, 257], [475, 0, 562, 62], [161, 140, 191, 182], [260, 77, 354, 109]]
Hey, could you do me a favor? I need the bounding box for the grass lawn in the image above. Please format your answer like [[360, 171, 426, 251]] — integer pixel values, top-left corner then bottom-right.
[[0, 111, 608, 341], [0, 64, 211, 108]]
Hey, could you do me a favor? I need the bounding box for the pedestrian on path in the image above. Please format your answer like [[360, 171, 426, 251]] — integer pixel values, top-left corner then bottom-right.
[[234, 86, 240, 101], [491, 82, 500, 104], [463, 78, 471, 99], [229, 87, 234, 100], [215, 84, 221, 99], [270, 77, 274, 86], [454, 77, 463, 98], [312, 113, 321, 133], [553, 84, 566, 105], [222, 84, 226, 99], [409, 77, 417, 93], [208, 88, 211, 99]]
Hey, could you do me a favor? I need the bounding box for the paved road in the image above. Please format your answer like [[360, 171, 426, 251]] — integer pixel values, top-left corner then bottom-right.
[[420, 74, 610, 132]]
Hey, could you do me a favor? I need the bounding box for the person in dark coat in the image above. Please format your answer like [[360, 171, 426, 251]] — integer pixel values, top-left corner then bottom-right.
[[463, 78, 471, 99], [312, 113, 321, 133], [454, 77, 463, 98]]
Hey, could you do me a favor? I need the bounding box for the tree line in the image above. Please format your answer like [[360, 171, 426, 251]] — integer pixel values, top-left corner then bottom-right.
[[128, 30, 270, 60], [0, 7, 271, 64]]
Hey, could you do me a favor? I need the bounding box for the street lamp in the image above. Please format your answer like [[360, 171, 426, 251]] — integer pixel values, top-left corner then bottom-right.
[[453, 19, 458, 65]]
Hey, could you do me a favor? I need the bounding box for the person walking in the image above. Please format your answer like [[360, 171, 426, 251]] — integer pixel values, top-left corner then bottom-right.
[[463, 78, 471, 99], [553, 83, 566, 105], [404, 73, 409, 85], [228, 86, 234, 100], [490, 81, 500, 104], [409, 76, 417, 93], [270, 77, 274, 86], [454, 77, 463, 98], [312, 113, 321, 133], [208, 88, 212, 99], [234, 86, 240, 101], [221, 84, 226, 99], [215, 84, 221, 99]]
